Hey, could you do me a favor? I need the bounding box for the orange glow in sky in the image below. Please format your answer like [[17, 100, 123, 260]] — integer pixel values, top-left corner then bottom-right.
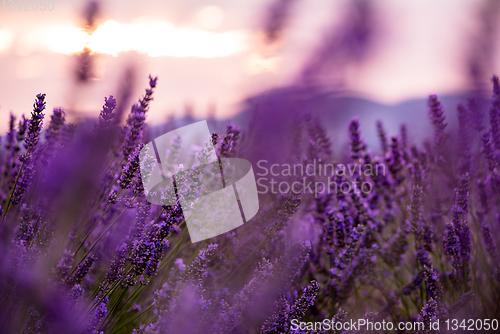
[[0, 0, 499, 133], [8, 19, 248, 58]]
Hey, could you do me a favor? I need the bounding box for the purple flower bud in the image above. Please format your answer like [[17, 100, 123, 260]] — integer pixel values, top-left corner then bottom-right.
[[149, 74, 158, 88], [122, 76, 157, 157], [66, 255, 96, 287], [428, 94, 448, 150], [25, 93, 46, 150], [94, 95, 117, 132], [118, 144, 143, 189], [88, 296, 108, 332], [376, 120, 388, 153], [415, 298, 439, 334], [489, 75, 500, 150], [349, 117, 366, 160], [424, 265, 443, 301], [481, 222, 498, 262]]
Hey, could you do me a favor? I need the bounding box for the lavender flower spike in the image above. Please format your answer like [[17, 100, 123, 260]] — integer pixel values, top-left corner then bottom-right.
[[489, 75, 500, 150], [118, 144, 144, 190], [349, 116, 366, 160], [415, 298, 439, 334], [376, 120, 388, 153], [94, 95, 117, 131], [25, 93, 46, 150], [45, 107, 66, 143], [122, 75, 158, 157], [428, 94, 447, 150], [10, 94, 46, 205], [481, 222, 498, 263]]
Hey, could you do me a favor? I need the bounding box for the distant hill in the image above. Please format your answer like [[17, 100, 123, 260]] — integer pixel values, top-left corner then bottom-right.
[[150, 86, 488, 164]]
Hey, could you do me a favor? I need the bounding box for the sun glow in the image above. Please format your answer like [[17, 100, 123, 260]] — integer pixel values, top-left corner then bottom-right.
[[15, 20, 247, 58], [0, 29, 13, 53], [198, 6, 224, 29], [246, 52, 281, 75]]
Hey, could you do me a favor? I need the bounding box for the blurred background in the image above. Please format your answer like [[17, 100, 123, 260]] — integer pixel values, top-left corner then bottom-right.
[[0, 0, 499, 144]]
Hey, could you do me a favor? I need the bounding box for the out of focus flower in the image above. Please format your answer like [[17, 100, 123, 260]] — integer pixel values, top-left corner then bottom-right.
[[10, 94, 46, 205], [25, 93, 46, 150], [428, 94, 448, 152], [94, 95, 117, 132], [122, 76, 158, 157], [349, 117, 366, 161], [415, 298, 439, 334]]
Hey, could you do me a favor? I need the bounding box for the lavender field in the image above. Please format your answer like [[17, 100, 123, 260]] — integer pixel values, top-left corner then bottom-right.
[[0, 0, 500, 333]]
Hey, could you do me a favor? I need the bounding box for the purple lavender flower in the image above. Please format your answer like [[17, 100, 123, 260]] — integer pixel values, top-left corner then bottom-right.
[[45, 108, 65, 143], [181, 244, 218, 287], [443, 174, 471, 282], [467, 98, 485, 133], [262, 280, 319, 333], [408, 166, 433, 267], [25, 93, 46, 150], [59, 123, 76, 149], [476, 179, 489, 221], [326, 206, 350, 250], [2, 113, 17, 184], [481, 222, 498, 262], [17, 114, 28, 144], [443, 220, 460, 267], [446, 291, 475, 316], [490, 75, 500, 150], [122, 104, 147, 158], [118, 144, 144, 189], [376, 120, 388, 153], [53, 249, 74, 282], [400, 123, 408, 150], [457, 103, 471, 173], [10, 157, 34, 205], [414, 298, 439, 334], [403, 270, 424, 295], [125, 218, 174, 285], [386, 136, 405, 186], [38, 108, 66, 165], [5, 113, 16, 153], [332, 224, 366, 273], [424, 265, 443, 301], [23, 306, 45, 334], [349, 116, 367, 161], [8, 94, 46, 205], [88, 296, 109, 332], [94, 95, 117, 132], [307, 116, 332, 159], [382, 222, 410, 267], [67, 284, 84, 305], [260, 295, 290, 333], [66, 254, 96, 287], [481, 132, 497, 173], [218, 123, 242, 158], [289, 280, 320, 317], [122, 76, 158, 157], [428, 94, 448, 151], [102, 241, 128, 287]]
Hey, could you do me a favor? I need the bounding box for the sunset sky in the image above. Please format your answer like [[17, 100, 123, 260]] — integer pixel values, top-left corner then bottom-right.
[[0, 0, 498, 131]]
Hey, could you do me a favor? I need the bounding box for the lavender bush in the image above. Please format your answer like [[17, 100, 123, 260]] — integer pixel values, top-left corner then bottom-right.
[[0, 71, 499, 334]]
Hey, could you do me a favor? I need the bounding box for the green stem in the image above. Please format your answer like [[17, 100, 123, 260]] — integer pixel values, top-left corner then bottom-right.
[[73, 188, 124, 258], [68, 193, 133, 280], [111, 305, 153, 334], [1, 147, 31, 219]]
